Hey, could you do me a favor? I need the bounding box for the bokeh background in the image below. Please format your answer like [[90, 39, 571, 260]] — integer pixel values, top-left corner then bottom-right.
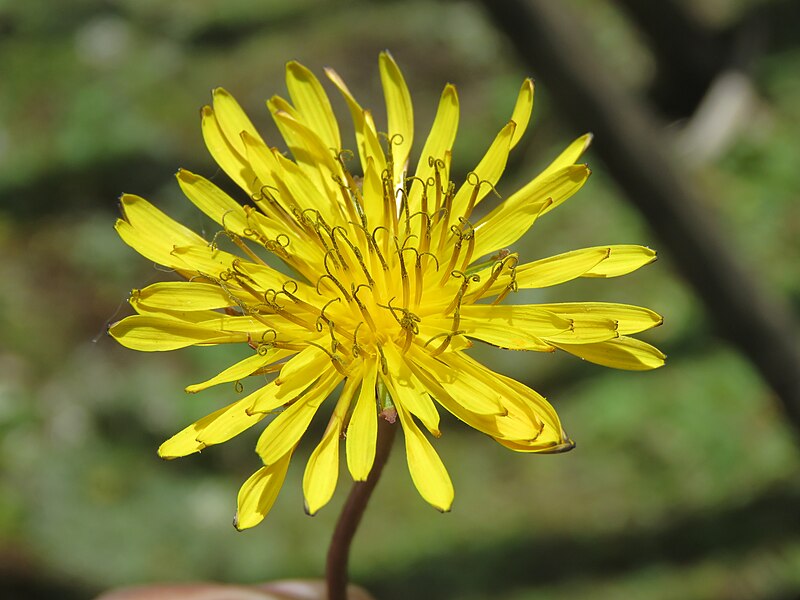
[[2, 1, 799, 598]]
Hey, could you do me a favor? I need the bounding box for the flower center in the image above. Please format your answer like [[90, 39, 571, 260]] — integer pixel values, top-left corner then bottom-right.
[[209, 152, 519, 376]]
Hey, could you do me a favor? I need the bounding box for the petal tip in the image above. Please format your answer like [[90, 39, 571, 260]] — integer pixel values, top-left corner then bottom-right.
[[435, 500, 453, 514], [303, 500, 317, 517], [175, 168, 194, 182], [539, 439, 576, 454]]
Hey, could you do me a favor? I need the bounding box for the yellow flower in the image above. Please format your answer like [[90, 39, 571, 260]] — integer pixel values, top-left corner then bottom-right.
[[110, 52, 664, 529]]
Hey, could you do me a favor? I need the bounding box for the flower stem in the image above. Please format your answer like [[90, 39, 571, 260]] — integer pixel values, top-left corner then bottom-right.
[[326, 415, 396, 600]]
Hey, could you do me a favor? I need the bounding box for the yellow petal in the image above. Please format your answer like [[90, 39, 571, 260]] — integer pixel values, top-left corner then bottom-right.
[[456, 305, 571, 350], [267, 98, 339, 204], [407, 347, 508, 417], [109, 315, 247, 351], [132, 281, 234, 313], [239, 131, 286, 199], [487, 368, 564, 442], [509, 78, 534, 149], [162, 310, 287, 336], [196, 397, 267, 446], [452, 353, 565, 447], [325, 67, 373, 175], [346, 360, 378, 481], [234, 454, 292, 530], [381, 344, 440, 437], [302, 377, 357, 515], [244, 380, 293, 415], [224, 266, 295, 304], [395, 401, 453, 512], [126, 309, 294, 342], [286, 61, 341, 151], [544, 133, 593, 173], [553, 336, 666, 370], [472, 164, 590, 259], [212, 87, 263, 157], [185, 348, 294, 394], [270, 105, 340, 178], [544, 315, 620, 344], [256, 369, 342, 465], [116, 194, 206, 268], [248, 350, 337, 415], [176, 169, 249, 234], [379, 51, 414, 184], [361, 110, 388, 178], [158, 395, 265, 459], [485, 132, 591, 221], [408, 357, 538, 441], [361, 156, 385, 236], [302, 426, 341, 517], [449, 121, 516, 221], [275, 345, 330, 385], [537, 302, 663, 335], [415, 322, 473, 355], [492, 245, 655, 292], [200, 105, 259, 194], [513, 247, 611, 289], [157, 406, 221, 459], [168, 243, 240, 277], [582, 245, 657, 277], [241, 133, 341, 231], [495, 436, 575, 454], [409, 84, 459, 214]]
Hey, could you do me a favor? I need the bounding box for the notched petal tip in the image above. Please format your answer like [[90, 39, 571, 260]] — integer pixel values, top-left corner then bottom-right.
[[324, 66, 347, 89], [212, 87, 232, 99], [118, 193, 138, 208], [175, 168, 196, 182], [538, 439, 576, 454], [106, 317, 121, 335]]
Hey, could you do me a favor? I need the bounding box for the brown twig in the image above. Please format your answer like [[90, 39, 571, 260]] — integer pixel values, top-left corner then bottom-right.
[[326, 416, 396, 600]]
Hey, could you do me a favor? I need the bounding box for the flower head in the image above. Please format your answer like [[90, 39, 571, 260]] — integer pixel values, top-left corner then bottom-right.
[[110, 52, 664, 529]]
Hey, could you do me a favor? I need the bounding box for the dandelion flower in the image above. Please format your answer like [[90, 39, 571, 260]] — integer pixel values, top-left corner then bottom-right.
[[110, 52, 664, 529]]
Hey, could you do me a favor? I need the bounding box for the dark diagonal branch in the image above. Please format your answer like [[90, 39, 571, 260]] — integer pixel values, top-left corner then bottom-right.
[[614, 0, 730, 116], [477, 0, 800, 429]]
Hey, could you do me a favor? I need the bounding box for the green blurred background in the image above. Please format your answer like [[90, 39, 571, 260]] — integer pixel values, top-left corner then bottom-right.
[[1, 1, 799, 598]]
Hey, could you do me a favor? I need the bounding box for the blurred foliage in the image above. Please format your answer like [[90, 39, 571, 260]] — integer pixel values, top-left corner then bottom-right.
[[1, 0, 799, 598]]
